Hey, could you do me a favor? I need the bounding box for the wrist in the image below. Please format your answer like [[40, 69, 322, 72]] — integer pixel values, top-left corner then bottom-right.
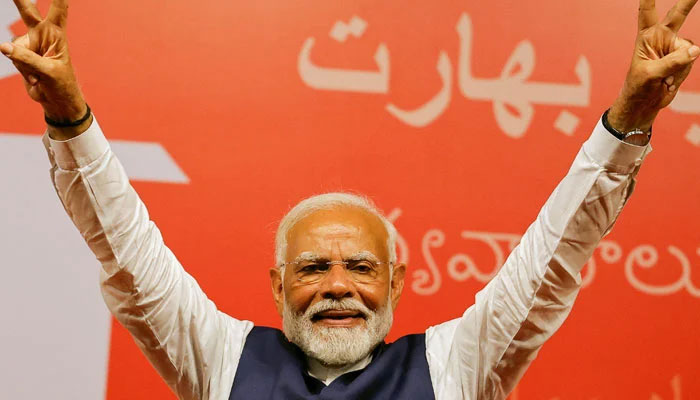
[[47, 113, 94, 141], [43, 96, 93, 142], [43, 101, 87, 122], [608, 91, 658, 133], [41, 84, 87, 121]]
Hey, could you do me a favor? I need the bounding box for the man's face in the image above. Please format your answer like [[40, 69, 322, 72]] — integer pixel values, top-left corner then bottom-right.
[[270, 206, 405, 367]]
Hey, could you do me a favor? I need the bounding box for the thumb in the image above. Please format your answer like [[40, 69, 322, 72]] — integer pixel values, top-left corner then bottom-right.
[[652, 45, 700, 77], [0, 43, 50, 75]]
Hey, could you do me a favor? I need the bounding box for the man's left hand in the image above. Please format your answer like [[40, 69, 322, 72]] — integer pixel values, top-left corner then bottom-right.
[[609, 0, 698, 134]]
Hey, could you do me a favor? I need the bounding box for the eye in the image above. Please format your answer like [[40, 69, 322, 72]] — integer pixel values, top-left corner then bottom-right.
[[349, 261, 374, 273], [300, 263, 328, 273]]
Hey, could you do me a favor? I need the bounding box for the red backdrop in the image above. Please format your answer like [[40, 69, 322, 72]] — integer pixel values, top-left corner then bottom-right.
[[1, 0, 699, 398]]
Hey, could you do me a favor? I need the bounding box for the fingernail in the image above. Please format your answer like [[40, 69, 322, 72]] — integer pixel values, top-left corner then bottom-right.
[[689, 46, 700, 58], [669, 85, 677, 92], [28, 75, 38, 85], [0, 43, 12, 57], [665, 76, 674, 85]]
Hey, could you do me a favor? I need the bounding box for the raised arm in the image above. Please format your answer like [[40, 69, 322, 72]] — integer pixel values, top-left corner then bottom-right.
[[424, 1, 698, 398], [2, 2, 251, 399]]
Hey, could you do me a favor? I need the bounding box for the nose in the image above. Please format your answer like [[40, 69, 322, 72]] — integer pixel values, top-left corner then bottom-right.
[[318, 263, 354, 300]]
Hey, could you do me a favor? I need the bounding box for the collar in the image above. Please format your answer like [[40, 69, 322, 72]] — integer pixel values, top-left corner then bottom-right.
[[306, 353, 374, 386]]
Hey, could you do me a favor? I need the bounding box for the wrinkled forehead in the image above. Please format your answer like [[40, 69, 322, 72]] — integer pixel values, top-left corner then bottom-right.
[[285, 206, 389, 261]]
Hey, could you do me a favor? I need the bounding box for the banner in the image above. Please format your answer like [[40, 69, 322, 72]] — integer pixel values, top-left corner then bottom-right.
[[1, 0, 698, 398]]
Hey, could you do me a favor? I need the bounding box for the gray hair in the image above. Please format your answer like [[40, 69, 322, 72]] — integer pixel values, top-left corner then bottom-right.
[[275, 192, 397, 267]]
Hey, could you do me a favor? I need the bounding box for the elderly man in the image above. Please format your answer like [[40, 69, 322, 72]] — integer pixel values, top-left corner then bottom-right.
[[2, 0, 697, 399]]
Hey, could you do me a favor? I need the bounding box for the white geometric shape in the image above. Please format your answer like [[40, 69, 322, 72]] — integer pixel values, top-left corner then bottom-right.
[[329, 16, 367, 43], [554, 110, 580, 136], [0, 132, 188, 400], [348, 16, 367, 36], [0, 2, 25, 80], [111, 140, 189, 183], [670, 90, 700, 114], [329, 23, 347, 42], [685, 123, 700, 147]]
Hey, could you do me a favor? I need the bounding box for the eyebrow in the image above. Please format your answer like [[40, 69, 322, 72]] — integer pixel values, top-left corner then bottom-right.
[[345, 251, 380, 263], [290, 250, 380, 264], [292, 252, 322, 264]]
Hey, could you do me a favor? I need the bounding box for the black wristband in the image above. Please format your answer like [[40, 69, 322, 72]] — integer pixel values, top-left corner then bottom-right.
[[601, 108, 652, 141], [602, 109, 626, 140], [45, 104, 92, 128]]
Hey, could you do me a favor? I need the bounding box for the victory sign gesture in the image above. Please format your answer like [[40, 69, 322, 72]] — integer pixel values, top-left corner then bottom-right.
[[0, 0, 87, 127], [609, 0, 699, 134]]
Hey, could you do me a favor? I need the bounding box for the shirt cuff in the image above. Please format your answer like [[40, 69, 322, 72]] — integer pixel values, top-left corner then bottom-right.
[[583, 117, 652, 173], [47, 117, 109, 171]]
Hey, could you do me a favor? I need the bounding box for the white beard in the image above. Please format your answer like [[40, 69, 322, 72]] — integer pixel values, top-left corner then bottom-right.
[[282, 296, 393, 368]]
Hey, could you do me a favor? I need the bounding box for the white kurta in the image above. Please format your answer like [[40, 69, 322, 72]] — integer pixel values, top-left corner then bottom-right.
[[42, 116, 650, 399]]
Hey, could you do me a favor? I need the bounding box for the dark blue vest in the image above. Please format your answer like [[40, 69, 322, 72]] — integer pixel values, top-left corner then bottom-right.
[[229, 327, 435, 399]]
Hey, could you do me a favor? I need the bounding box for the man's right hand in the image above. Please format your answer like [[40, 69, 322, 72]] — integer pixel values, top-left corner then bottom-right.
[[1, 0, 89, 137]]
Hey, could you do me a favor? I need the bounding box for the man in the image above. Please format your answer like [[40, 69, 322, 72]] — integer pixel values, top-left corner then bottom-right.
[[1, 0, 697, 398]]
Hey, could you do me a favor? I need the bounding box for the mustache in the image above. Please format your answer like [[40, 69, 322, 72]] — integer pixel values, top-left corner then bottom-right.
[[303, 298, 373, 319]]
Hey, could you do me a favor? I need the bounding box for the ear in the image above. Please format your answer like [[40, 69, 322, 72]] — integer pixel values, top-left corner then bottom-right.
[[269, 267, 285, 317], [390, 263, 406, 311]]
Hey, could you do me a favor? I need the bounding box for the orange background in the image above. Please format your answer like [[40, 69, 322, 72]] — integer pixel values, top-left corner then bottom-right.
[[2, 0, 699, 398]]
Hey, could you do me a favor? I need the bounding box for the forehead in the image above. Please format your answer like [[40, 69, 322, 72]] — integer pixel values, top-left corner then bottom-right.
[[285, 206, 389, 260]]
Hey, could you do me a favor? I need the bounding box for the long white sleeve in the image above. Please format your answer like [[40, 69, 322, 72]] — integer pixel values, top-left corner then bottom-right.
[[43, 119, 253, 400], [425, 118, 651, 399]]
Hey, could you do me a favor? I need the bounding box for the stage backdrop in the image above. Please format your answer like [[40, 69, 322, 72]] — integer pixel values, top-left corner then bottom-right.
[[1, 0, 698, 398]]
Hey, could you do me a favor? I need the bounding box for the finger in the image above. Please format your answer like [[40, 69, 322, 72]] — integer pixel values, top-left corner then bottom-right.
[[663, 0, 698, 32], [666, 63, 693, 92], [650, 43, 700, 77], [0, 43, 51, 75], [12, 33, 31, 49], [672, 63, 694, 88], [47, 0, 69, 27], [639, 0, 659, 30], [12, 0, 43, 27], [12, 60, 39, 85]]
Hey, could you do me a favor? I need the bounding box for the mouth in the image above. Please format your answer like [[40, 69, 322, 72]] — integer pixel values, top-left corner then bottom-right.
[[311, 309, 366, 327]]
